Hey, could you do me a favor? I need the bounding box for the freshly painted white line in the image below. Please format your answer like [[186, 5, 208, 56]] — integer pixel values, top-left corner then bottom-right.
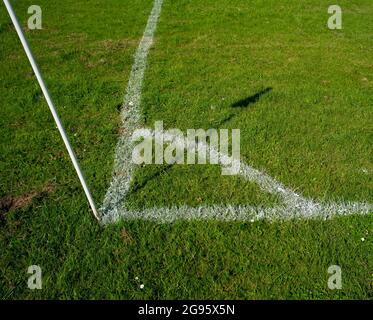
[[100, 0, 372, 223], [100, 0, 164, 217], [101, 130, 372, 224], [101, 202, 372, 224]]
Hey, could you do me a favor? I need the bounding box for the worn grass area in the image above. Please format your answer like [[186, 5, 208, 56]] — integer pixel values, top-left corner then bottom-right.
[[0, 0, 372, 299]]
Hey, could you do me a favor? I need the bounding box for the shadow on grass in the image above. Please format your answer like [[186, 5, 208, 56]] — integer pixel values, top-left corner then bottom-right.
[[129, 164, 174, 194], [127, 88, 273, 192], [231, 87, 272, 108], [215, 87, 273, 127]]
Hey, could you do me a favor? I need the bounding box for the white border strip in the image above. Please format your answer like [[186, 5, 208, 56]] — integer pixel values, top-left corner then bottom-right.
[[100, 0, 372, 223], [100, 0, 164, 217]]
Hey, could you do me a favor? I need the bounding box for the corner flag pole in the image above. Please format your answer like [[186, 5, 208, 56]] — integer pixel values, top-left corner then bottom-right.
[[3, 0, 100, 221]]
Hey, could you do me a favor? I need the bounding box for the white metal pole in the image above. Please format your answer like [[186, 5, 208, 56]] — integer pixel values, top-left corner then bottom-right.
[[3, 0, 100, 221]]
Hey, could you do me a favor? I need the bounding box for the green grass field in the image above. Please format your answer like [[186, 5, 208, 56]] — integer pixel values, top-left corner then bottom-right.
[[0, 0, 372, 299]]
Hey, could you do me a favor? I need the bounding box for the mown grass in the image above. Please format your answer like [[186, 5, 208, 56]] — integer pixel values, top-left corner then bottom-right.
[[0, 0, 372, 299], [131, 0, 373, 207]]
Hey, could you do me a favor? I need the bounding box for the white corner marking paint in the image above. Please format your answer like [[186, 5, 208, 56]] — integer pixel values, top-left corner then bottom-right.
[[100, 0, 372, 223]]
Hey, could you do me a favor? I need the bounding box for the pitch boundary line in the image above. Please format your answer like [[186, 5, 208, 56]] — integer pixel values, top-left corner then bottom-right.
[[100, 0, 372, 223]]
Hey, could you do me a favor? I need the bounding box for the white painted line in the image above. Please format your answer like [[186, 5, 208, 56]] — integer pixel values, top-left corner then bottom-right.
[[101, 129, 372, 223], [101, 0, 164, 216], [100, 0, 372, 223], [101, 202, 372, 224]]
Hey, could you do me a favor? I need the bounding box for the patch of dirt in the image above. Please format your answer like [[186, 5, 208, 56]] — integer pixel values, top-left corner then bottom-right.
[[0, 184, 56, 218], [99, 39, 138, 51], [121, 228, 134, 244], [117, 125, 129, 136], [80, 38, 138, 69]]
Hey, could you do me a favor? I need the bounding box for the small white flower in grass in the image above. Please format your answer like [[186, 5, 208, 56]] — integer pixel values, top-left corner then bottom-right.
[[140, 284, 144, 289], [361, 238, 365, 242], [250, 219, 255, 223], [129, 101, 134, 107], [135, 276, 139, 280]]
